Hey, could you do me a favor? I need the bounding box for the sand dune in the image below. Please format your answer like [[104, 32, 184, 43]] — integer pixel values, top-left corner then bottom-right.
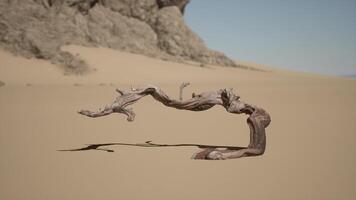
[[0, 46, 355, 199]]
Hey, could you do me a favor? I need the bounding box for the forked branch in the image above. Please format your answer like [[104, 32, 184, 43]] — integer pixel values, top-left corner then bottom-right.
[[78, 83, 271, 160]]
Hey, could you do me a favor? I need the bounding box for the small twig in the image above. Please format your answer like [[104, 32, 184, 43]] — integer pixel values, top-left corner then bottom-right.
[[179, 82, 190, 100]]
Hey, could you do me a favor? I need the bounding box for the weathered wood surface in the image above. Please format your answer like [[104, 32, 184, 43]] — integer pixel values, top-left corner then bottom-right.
[[78, 83, 271, 160]]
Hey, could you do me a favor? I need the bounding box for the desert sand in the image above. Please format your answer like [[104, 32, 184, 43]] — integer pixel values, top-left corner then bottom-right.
[[0, 46, 355, 199]]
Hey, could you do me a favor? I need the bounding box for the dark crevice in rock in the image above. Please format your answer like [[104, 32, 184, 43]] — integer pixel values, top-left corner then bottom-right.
[[157, 0, 190, 14], [68, 0, 99, 14]]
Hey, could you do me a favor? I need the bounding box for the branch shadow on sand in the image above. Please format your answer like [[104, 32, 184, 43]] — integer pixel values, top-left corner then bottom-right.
[[59, 141, 246, 153]]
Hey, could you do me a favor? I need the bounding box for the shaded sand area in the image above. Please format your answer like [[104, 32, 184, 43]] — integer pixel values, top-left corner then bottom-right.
[[1, 46, 355, 199]]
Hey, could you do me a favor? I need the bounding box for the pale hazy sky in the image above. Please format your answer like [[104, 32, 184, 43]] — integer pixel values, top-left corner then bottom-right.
[[185, 0, 356, 76]]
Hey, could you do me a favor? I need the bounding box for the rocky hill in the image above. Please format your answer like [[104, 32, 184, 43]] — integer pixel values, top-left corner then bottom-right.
[[0, 0, 238, 73]]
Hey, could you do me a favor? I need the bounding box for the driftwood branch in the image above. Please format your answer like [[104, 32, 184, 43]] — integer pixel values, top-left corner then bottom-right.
[[77, 83, 271, 160]]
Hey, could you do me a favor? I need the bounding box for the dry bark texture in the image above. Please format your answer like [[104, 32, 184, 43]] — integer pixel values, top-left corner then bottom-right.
[[0, 0, 238, 73], [78, 83, 271, 160]]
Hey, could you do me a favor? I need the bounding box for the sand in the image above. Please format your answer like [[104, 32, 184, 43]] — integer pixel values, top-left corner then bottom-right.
[[0, 46, 355, 199]]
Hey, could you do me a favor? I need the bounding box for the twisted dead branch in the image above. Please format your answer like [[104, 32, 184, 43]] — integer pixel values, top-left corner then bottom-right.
[[77, 83, 271, 160]]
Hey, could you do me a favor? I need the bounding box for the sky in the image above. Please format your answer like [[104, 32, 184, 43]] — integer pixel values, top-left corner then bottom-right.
[[185, 0, 356, 76]]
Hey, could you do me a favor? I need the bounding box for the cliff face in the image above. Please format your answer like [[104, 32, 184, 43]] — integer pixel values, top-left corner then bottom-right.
[[0, 0, 237, 73]]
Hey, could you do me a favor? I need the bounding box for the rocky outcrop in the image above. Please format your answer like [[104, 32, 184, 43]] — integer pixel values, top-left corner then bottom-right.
[[0, 0, 237, 73], [155, 7, 236, 66]]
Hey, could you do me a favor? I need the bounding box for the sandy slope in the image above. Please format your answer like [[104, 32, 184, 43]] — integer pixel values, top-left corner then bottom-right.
[[0, 46, 355, 200]]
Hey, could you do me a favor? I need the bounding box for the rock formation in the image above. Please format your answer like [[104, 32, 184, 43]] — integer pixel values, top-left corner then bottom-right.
[[0, 0, 238, 73]]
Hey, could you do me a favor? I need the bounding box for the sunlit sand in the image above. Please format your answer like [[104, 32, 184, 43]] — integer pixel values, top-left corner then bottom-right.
[[1, 46, 355, 199]]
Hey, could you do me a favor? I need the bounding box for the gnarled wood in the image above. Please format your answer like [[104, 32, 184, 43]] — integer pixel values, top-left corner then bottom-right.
[[78, 83, 271, 160]]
